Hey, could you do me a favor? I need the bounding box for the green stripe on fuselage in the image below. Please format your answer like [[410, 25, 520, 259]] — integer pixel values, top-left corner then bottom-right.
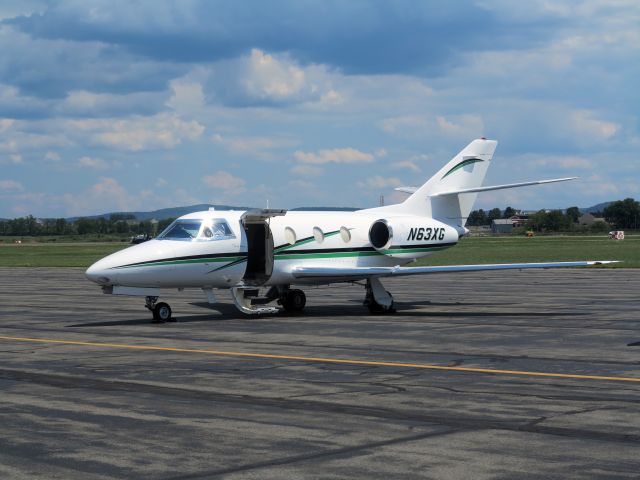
[[116, 255, 245, 269], [115, 243, 453, 270]]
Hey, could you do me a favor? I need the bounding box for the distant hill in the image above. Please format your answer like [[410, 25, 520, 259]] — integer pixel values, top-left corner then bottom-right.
[[580, 202, 613, 214], [67, 204, 250, 222]]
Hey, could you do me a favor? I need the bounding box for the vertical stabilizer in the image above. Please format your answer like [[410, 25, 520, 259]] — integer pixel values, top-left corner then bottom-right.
[[401, 138, 497, 227]]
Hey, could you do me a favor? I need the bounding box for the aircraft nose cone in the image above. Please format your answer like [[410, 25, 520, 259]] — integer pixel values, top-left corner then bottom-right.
[[85, 260, 115, 285]]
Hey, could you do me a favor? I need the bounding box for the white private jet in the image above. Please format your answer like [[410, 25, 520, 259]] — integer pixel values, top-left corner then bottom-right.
[[86, 139, 614, 321]]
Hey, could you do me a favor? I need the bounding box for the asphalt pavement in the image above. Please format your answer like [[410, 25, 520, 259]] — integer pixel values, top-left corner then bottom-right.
[[0, 267, 639, 479]]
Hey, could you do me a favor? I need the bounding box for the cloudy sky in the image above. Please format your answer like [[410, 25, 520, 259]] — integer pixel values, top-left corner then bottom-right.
[[0, 0, 638, 218]]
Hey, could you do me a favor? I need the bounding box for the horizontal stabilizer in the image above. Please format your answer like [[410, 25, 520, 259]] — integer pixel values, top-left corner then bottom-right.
[[292, 261, 617, 279], [430, 177, 577, 197]]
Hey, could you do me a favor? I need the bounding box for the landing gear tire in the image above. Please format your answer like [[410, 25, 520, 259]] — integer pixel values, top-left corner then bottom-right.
[[153, 302, 172, 322], [282, 289, 306, 313]]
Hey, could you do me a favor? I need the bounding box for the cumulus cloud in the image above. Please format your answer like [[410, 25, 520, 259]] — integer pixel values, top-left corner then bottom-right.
[[44, 151, 61, 162], [203, 171, 246, 191], [0, 151, 23, 164], [207, 49, 335, 107], [436, 115, 484, 138], [0, 179, 24, 191], [58, 90, 163, 117], [0, 118, 15, 132], [0, 82, 52, 118], [77, 156, 108, 170], [381, 115, 428, 133], [294, 147, 375, 165], [166, 79, 206, 113], [288, 179, 313, 189], [243, 49, 307, 100], [67, 113, 204, 151], [212, 132, 298, 157], [532, 156, 593, 169], [0, 120, 69, 153], [357, 176, 403, 189], [381, 114, 483, 139], [289, 164, 324, 176], [391, 160, 421, 173], [570, 110, 618, 141], [58, 177, 152, 216]]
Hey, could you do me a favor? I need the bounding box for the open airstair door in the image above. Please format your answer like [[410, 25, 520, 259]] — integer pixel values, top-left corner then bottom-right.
[[241, 209, 286, 286]]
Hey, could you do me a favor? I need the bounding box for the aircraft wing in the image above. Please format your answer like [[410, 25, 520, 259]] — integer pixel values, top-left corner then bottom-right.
[[291, 261, 617, 279]]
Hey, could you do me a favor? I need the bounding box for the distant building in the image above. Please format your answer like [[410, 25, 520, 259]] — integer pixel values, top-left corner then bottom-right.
[[578, 213, 606, 226], [491, 219, 514, 234], [508, 215, 527, 227], [491, 215, 528, 234]]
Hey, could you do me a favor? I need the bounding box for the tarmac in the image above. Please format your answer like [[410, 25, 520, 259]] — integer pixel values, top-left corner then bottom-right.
[[0, 267, 639, 479]]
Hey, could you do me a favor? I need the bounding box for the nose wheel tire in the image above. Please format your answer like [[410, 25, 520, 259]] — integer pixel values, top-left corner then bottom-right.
[[282, 289, 306, 313], [152, 302, 172, 322]]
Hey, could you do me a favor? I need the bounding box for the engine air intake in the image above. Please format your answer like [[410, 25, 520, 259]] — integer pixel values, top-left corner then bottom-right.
[[369, 220, 392, 249]]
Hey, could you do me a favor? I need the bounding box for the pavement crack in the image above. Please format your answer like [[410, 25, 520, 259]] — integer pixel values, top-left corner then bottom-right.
[[160, 427, 460, 480]]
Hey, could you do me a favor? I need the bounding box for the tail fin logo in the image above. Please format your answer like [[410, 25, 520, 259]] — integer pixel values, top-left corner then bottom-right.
[[441, 157, 484, 180]]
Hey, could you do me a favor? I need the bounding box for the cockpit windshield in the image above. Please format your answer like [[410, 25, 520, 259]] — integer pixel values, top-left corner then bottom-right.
[[158, 220, 202, 240], [157, 219, 235, 241]]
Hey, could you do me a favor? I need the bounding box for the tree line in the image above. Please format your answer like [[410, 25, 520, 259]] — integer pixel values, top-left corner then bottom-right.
[[0, 214, 175, 237], [467, 198, 639, 232], [1, 198, 638, 237]]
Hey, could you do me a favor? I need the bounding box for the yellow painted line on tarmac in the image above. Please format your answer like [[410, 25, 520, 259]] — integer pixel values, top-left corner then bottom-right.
[[1, 335, 639, 383]]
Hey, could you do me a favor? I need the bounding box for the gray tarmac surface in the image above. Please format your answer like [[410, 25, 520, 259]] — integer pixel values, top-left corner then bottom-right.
[[0, 267, 639, 479]]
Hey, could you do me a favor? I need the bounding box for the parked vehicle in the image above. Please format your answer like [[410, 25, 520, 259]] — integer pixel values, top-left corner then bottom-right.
[[130, 234, 151, 244]]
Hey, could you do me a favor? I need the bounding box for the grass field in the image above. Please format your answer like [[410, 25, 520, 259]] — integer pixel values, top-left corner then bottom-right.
[[0, 243, 127, 267], [0, 235, 637, 268], [414, 235, 638, 268]]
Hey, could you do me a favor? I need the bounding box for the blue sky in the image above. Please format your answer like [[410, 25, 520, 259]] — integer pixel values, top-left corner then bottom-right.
[[0, 0, 638, 218]]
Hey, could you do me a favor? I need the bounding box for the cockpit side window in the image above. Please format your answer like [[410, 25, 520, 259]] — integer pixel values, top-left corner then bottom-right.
[[158, 220, 202, 240], [198, 219, 235, 241]]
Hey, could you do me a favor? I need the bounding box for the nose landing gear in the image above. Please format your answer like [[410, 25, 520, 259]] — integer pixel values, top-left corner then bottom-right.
[[145, 296, 173, 322]]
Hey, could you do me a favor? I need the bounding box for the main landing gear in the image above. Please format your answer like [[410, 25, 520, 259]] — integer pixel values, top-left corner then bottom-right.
[[279, 288, 306, 313], [232, 285, 307, 314], [364, 278, 395, 314], [145, 296, 172, 322]]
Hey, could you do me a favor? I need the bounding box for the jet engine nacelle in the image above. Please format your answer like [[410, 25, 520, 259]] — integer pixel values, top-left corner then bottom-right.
[[368, 216, 459, 258]]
